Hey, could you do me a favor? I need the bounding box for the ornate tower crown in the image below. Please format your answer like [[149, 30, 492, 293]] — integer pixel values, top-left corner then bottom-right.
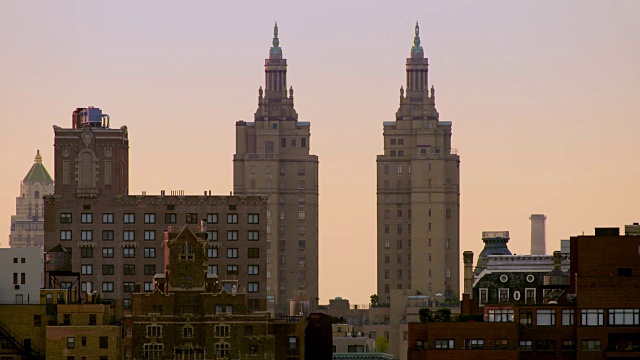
[[269, 22, 282, 58], [411, 21, 424, 58]]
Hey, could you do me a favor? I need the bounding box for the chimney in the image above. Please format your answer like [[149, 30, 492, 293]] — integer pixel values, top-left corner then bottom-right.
[[463, 251, 474, 298], [530, 214, 547, 255]]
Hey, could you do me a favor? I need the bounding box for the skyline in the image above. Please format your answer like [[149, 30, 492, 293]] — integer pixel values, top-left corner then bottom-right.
[[1, 1, 640, 305]]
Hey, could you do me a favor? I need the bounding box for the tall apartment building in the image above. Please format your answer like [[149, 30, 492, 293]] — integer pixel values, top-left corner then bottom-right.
[[9, 150, 54, 248], [234, 24, 319, 315], [377, 23, 460, 300], [44, 107, 268, 318]]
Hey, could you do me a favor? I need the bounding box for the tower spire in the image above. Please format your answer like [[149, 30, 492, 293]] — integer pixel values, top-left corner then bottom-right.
[[270, 22, 282, 58], [411, 21, 424, 58]]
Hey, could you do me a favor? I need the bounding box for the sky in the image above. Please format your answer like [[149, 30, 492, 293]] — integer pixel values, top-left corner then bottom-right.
[[1, 1, 639, 306]]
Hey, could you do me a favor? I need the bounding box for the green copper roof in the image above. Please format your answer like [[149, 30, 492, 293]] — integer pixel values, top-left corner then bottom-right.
[[23, 150, 53, 183]]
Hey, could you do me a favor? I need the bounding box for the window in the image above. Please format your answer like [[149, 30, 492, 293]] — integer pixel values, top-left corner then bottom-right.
[[537, 340, 555, 351], [67, 337, 75, 349], [227, 213, 238, 224], [147, 325, 162, 338], [301, 138, 307, 147], [498, 288, 509, 302], [81, 265, 93, 275], [397, 164, 402, 174], [122, 213, 135, 224], [298, 211, 306, 220], [215, 325, 230, 337], [123, 248, 135, 258], [562, 309, 574, 325], [248, 214, 259, 224], [60, 213, 72, 223], [520, 309, 532, 325], [185, 213, 198, 224], [561, 340, 575, 351], [247, 230, 259, 241], [279, 180, 285, 189], [248, 248, 259, 258], [248, 282, 259, 292], [81, 230, 93, 241], [384, 240, 390, 249], [537, 309, 556, 326], [123, 282, 135, 292], [144, 230, 156, 241], [60, 230, 72, 241], [102, 230, 114, 241], [208, 265, 218, 275], [581, 309, 604, 326], [81, 213, 93, 223], [227, 231, 238, 241], [81, 247, 93, 258], [609, 309, 640, 325], [227, 265, 238, 275], [102, 213, 114, 223], [519, 340, 532, 351], [102, 265, 114, 275], [465, 339, 484, 350], [102, 248, 114, 258], [248, 265, 259, 275], [102, 282, 114, 292], [144, 248, 156, 258], [208, 248, 218, 258], [298, 180, 305, 190], [143, 344, 163, 359], [144, 213, 156, 224], [227, 248, 238, 258], [123, 230, 135, 241], [487, 309, 514, 322], [33, 314, 42, 327], [183, 327, 193, 338], [144, 264, 156, 275], [525, 288, 536, 304], [435, 339, 454, 349], [165, 213, 176, 224], [581, 340, 601, 351], [495, 339, 508, 350], [207, 213, 218, 224], [288, 337, 298, 349], [123, 265, 135, 275]]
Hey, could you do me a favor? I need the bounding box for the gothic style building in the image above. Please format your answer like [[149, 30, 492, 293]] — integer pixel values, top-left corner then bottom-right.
[[234, 24, 319, 315], [9, 150, 54, 248]]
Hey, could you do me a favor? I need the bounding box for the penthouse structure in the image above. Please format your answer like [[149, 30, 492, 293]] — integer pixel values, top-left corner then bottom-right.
[[234, 24, 319, 314], [44, 107, 268, 318]]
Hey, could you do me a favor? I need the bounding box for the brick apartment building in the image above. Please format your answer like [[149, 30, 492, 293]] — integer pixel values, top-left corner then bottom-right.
[[0, 290, 122, 360], [43, 107, 267, 318], [407, 225, 640, 360], [123, 226, 331, 360]]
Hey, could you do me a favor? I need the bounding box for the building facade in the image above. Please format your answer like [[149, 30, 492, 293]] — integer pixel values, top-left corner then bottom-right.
[[44, 107, 268, 318], [9, 150, 54, 248], [234, 24, 319, 315], [0, 247, 44, 304], [124, 226, 331, 360], [0, 300, 121, 360], [377, 23, 460, 300]]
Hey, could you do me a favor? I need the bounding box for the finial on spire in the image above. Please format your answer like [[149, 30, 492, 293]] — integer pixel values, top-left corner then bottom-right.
[[411, 21, 424, 57], [270, 22, 282, 57], [34, 150, 42, 164]]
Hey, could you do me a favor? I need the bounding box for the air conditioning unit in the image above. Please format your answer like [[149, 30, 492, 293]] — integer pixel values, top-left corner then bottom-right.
[[15, 285, 20, 289]]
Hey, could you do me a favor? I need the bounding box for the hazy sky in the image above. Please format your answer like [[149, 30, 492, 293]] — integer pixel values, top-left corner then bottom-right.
[[1, 1, 639, 305]]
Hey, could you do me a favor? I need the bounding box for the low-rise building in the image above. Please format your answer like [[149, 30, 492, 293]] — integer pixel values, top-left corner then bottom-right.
[[0, 247, 44, 304]]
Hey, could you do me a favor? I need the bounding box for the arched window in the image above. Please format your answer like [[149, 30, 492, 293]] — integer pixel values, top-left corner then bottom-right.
[[34, 190, 40, 199]]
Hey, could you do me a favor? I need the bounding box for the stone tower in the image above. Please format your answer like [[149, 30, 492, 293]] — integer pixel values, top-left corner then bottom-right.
[[9, 150, 54, 248], [376, 22, 460, 300], [234, 23, 319, 315]]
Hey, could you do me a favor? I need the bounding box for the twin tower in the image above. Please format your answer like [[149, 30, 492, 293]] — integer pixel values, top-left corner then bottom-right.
[[45, 22, 460, 315], [236, 22, 460, 303]]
